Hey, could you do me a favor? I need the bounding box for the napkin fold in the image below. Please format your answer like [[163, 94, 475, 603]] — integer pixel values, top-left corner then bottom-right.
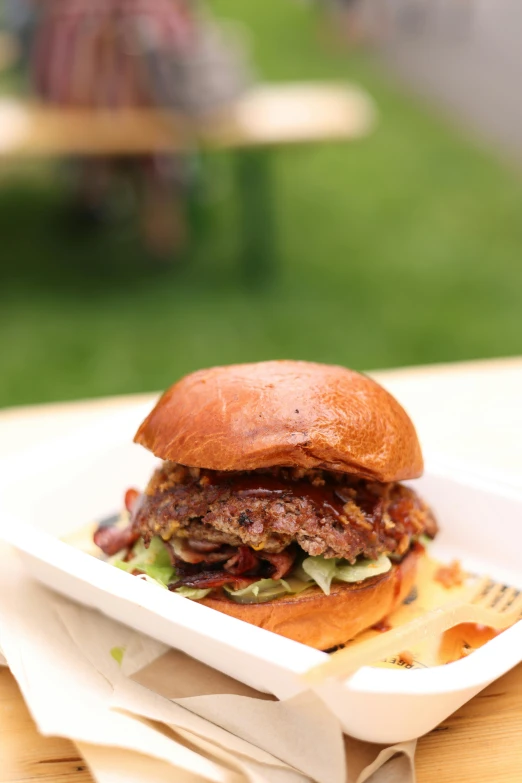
[[77, 743, 206, 783], [0, 545, 416, 783], [54, 601, 345, 783], [0, 550, 237, 783]]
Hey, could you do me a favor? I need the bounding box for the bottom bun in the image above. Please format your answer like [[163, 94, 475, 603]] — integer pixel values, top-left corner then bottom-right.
[[200, 548, 421, 650]]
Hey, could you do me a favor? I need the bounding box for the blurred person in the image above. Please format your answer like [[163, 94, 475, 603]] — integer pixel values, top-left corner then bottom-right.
[[313, 0, 393, 47], [312, 0, 366, 45], [29, 0, 252, 258]]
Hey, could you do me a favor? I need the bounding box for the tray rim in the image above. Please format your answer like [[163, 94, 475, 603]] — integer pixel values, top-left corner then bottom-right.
[[0, 408, 521, 702]]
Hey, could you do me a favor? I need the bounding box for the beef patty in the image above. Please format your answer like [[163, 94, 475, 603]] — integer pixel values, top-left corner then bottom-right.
[[133, 462, 438, 562]]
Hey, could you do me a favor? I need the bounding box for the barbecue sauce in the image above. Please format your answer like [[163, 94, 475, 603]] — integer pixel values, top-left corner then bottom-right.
[[202, 472, 354, 521], [372, 619, 392, 633]]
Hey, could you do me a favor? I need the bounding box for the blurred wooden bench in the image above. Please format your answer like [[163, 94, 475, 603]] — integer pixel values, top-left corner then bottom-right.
[[0, 84, 375, 154], [0, 84, 376, 277]]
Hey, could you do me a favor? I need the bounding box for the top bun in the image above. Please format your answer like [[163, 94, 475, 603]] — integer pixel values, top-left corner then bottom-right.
[[134, 361, 423, 482]]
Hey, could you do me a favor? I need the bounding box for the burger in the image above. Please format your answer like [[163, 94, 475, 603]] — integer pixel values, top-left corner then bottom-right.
[[94, 361, 438, 650]]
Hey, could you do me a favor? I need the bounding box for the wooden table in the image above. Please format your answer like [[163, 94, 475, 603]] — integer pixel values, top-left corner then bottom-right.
[[0, 84, 375, 280], [0, 85, 375, 155], [1, 357, 521, 783]]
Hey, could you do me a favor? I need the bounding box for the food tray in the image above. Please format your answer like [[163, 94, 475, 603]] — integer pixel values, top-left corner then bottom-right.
[[0, 403, 521, 743]]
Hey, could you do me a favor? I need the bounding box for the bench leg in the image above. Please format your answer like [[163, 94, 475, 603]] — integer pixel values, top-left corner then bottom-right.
[[234, 148, 277, 285]]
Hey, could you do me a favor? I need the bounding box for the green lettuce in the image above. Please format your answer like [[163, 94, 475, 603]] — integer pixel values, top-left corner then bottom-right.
[[112, 538, 209, 598], [110, 646, 126, 666], [302, 553, 392, 595], [224, 577, 312, 604], [175, 586, 212, 600], [113, 537, 175, 587]]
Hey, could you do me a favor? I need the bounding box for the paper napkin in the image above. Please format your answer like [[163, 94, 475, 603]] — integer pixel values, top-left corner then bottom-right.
[[0, 544, 416, 783]]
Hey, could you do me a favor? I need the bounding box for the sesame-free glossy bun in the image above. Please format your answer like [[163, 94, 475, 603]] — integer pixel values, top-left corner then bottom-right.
[[134, 361, 423, 482], [200, 548, 421, 650]]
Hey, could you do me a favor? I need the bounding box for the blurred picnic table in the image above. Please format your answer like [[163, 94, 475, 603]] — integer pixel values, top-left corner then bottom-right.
[[0, 85, 375, 153], [0, 83, 375, 277]]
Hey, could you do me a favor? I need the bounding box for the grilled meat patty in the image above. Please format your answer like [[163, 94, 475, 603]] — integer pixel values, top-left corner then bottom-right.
[[132, 462, 437, 562]]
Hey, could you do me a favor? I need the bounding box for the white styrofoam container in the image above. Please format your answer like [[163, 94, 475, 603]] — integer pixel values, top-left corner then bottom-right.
[[0, 403, 521, 743]]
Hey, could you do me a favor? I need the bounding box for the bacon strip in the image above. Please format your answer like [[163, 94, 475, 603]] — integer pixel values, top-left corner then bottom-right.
[[124, 488, 141, 514], [163, 538, 295, 580], [224, 546, 259, 575], [259, 548, 296, 579], [94, 524, 138, 556], [169, 571, 257, 591]]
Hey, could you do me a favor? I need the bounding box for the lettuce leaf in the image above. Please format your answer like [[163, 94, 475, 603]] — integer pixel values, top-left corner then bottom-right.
[[302, 553, 392, 595], [224, 577, 311, 604], [301, 556, 336, 595], [110, 646, 126, 666], [334, 553, 392, 583], [113, 537, 176, 587], [175, 587, 212, 600]]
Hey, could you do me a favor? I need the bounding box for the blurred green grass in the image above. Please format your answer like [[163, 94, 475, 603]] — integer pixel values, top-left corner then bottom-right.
[[1, 0, 522, 407]]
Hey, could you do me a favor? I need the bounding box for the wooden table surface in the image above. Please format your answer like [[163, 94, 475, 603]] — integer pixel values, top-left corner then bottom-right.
[[1, 357, 521, 783], [0, 84, 375, 157]]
